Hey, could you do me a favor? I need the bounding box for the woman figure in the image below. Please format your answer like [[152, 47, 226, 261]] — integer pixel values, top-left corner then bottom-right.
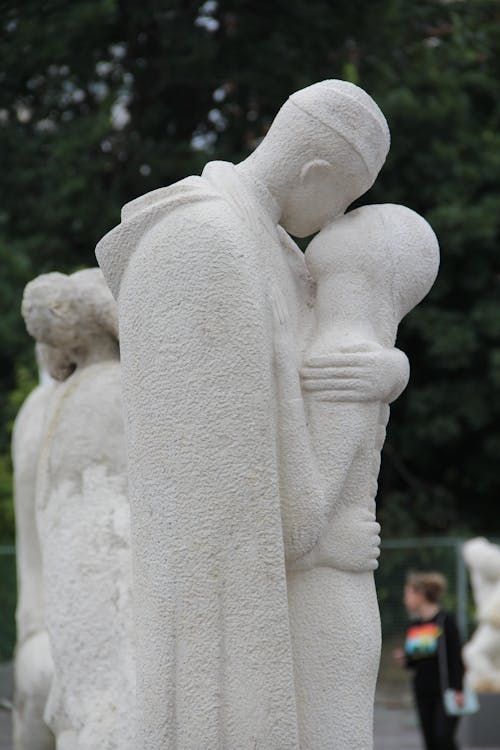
[[22, 269, 135, 750], [394, 572, 465, 750]]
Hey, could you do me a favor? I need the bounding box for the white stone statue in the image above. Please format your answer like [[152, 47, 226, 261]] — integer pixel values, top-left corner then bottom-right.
[[12, 344, 73, 750], [463, 537, 500, 692], [21, 269, 135, 750], [96, 80, 438, 749], [285, 203, 439, 748]]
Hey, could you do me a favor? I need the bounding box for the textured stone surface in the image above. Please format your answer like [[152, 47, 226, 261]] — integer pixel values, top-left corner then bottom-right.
[[463, 538, 500, 693], [21, 269, 135, 750], [287, 204, 438, 748], [97, 79, 438, 749], [11, 349, 61, 750]]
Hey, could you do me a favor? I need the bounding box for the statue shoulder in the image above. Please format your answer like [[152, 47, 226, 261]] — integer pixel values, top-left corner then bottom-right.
[[65, 361, 122, 414], [96, 176, 224, 300], [118, 187, 257, 303], [45, 363, 126, 474]]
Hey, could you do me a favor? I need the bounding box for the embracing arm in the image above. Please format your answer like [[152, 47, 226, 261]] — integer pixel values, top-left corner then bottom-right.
[[273, 292, 399, 569], [301, 344, 409, 404], [272, 286, 326, 562]]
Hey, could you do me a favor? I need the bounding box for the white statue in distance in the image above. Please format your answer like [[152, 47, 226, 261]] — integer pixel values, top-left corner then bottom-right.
[[21, 269, 135, 750], [97, 80, 439, 749], [463, 537, 500, 693]]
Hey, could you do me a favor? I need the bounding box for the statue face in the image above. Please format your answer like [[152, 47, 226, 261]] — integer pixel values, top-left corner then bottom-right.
[[37, 343, 76, 381], [22, 275, 80, 349], [280, 157, 372, 239]]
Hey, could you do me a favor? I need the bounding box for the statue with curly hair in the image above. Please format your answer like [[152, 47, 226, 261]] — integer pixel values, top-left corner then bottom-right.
[[21, 269, 135, 750]]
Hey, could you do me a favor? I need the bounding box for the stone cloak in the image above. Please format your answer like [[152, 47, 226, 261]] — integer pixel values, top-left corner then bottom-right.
[[96, 163, 301, 749]]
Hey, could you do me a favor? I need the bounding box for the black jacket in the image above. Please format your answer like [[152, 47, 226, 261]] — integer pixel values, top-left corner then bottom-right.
[[404, 610, 464, 694]]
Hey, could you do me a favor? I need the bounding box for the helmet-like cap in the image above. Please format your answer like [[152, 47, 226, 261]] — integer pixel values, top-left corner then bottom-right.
[[289, 79, 390, 180]]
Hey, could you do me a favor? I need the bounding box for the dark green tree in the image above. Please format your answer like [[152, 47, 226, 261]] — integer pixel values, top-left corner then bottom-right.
[[1, 0, 500, 539]]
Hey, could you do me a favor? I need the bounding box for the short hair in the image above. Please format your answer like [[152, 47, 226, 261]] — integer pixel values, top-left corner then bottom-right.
[[406, 571, 447, 604]]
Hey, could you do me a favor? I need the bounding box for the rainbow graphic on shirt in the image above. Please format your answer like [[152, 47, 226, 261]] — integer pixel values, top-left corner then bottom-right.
[[405, 622, 441, 659]]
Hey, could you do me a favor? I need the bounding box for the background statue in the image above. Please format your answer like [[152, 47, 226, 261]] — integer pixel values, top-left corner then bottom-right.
[[97, 80, 438, 749], [21, 269, 135, 750], [463, 537, 500, 692], [12, 344, 73, 750]]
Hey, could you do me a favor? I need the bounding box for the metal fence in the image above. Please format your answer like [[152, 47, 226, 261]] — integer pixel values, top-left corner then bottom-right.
[[376, 537, 471, 641], [0, 538, 477, 665], [375, 536, 476, 690]]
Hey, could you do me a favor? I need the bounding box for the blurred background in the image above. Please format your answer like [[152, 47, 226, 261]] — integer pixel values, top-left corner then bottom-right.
[[1, 0, 500, 723]]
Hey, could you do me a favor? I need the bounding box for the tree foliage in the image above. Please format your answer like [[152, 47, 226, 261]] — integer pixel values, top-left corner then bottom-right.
[[1, 0, 500, 539]]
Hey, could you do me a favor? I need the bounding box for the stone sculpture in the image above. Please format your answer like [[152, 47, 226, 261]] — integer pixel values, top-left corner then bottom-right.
[[21, 269, 135, 750], [463, 537, 500, 692], [12, 344, 73, 750], [96, 80, 439, 749], [286, 204, 439, 747]]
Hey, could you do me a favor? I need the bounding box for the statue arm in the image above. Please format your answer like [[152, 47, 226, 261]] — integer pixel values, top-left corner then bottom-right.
[[271, 287, 326, 562], [301, 344, 409, 404], [272, 291, 382, 569]]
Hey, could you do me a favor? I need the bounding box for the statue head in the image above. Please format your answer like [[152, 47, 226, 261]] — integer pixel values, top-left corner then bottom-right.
[[22, 268, 118, 361], [245, 80, 390, 237], [307, 204, 439, 315], [463, 538, 500, 581]]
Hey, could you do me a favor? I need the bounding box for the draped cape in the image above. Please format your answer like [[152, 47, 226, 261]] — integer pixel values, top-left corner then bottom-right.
[[96, 162, 301, 749]]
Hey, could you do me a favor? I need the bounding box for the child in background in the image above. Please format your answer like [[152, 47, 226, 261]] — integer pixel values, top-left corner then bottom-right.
[[393, 572, 465, 750]]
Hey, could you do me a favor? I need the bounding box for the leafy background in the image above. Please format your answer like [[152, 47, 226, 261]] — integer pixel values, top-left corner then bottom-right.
[[1, 0, 500, 541]]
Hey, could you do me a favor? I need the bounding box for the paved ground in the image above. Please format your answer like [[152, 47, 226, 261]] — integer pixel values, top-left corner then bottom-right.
[[374, 699, 421, 749], [374, 690, 500, 750], [0, 663, 12, 750], [0, 710, 11, 750]]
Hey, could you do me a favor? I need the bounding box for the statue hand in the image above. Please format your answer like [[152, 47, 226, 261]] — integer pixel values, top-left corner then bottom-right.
[[291, 506, 381, 573], [301, 343, 409, 403], [320, 506, 381, 572]]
